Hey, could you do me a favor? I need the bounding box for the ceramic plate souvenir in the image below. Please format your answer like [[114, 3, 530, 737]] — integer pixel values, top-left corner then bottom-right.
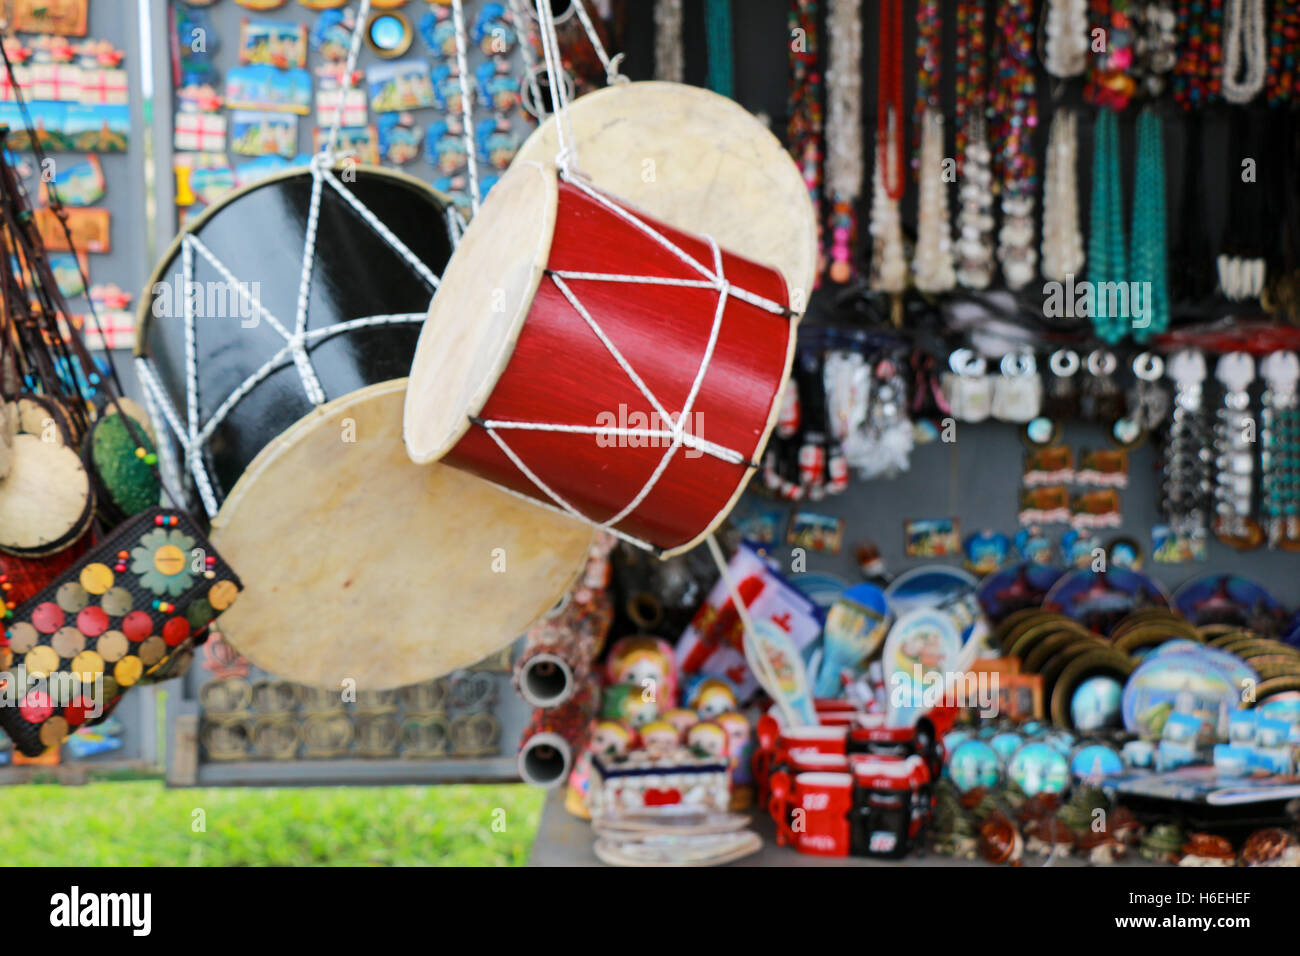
[[998, 610, 1056, 655], [885, 565, 981, 640], [1043, 568, 1170, 636], [593, 810, 751, 837], [594, 829, 763, 867], [1022, 628, 1102, 674], [1070, 742, 1124, 782], [1206, 629, 1261, 649], [1254, 685, 1300, 724], [1121, 648, 1254, 740], [881, 608, 963, 726], [791, 572, 852, 610], [977, 563, 1066, 623], [1111, 623, 1203, 660], [948, 738, 1001, 792], [992, 607, 1044, 649], [1036, 637, 1108, 698], [1006, 741, 1070, 797], [1110, 612, 1200, 643], [1008, 617, 1091, 662], [1172, 574, 1287, 636], [1050, 648, 1135, 730]]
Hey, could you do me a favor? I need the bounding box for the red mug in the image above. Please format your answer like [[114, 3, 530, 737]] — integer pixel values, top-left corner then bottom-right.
[[790, 771, 854, 857]]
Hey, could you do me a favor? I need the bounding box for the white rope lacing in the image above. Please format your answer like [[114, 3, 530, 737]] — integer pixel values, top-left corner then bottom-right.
[[450, 0, 482, 213], [139, 1, 444, 518], [534, 0, 579, 174], [505, 0, 547, 116], [569, 0, 626, 84], [467, 171, 790, 554]]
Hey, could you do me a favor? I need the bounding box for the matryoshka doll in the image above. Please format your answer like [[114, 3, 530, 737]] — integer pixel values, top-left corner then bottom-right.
[[662, 708, 699, 737], [640, 719, 681, 757], [690, 678, 738, 721], [589, 719, 635, 760], [715, 711, 754, 795], [687, 720, 731, 762], [606, 636, 678, 709]]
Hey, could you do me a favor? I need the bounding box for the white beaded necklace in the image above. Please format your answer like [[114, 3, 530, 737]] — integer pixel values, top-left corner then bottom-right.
[[869, 123, 907, 293], [912, 108, 956, 292], [1222, 0, 1267, 104], [1042, 0, 1088, 78], [1041, 109, 1084, 282]]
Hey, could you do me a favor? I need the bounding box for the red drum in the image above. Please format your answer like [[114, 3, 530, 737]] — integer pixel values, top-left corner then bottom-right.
[[404, 160, 796, 556]]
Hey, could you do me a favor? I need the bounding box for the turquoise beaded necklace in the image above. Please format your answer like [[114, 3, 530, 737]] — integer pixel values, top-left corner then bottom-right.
[[1088, 108, 1127, 343], [704, 0, 735, 99], [1129, 108, 1170, 342]]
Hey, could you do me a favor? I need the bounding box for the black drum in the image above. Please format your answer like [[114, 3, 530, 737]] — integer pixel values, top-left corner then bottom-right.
[[135, 164, 458, 515]]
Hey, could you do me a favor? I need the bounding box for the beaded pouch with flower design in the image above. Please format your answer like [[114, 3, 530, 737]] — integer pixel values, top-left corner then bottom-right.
[[0, 507, 242, 756]]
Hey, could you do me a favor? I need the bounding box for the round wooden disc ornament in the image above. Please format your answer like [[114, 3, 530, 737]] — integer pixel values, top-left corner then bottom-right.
[[404, 158, 798, 556], [0, 434, 94, 556], [212, 381, 592, 689]]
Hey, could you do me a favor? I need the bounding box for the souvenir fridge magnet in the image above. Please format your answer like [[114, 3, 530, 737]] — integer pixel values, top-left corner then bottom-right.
[[231, 110, 298, 158], [963, 530, 1009, 574], [1151, 524, 1207, 564], [1105, 537, 1142, 570], [33, 207, 109, 253], [236, 0, 290, 9], [475, 116, 518, 170], [1018, 486, 1070, 526], [225, 65, 313, 114], [9, 0, 88, 36], [1013, 526, 1056, 565], [311, 9, 357, 60], [1022, 444, 1073, 486], [377, 113, 423, 165], [367, 59, 436, 112], [1070, 489, 1122, 531], [174, 111, 228, 153], [299, 0, 349, 9], [311, 124, 379, 163], [1076, 448, 1128, 488], [786, 510, 844, 554], [903, 517, 960, 558], [240, 20, 309, 68], [475, 57, 521, 113], [729, 504, 785, 545], [473, 2, 517, 56], [315, 74, 368, 127], [41, 156, 104, 207], [366, 11, 415, 58]]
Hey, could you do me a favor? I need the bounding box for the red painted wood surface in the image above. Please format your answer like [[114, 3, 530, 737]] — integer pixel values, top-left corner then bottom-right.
[[445, 176, 791, 552]]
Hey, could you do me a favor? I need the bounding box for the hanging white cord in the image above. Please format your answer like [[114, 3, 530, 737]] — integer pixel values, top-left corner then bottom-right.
[[504, 0, 546, 119], [137, 2, 448, 519], [569, 0, 625, 83], [450, 0, 483, 213], [534, 0, 578, 173]]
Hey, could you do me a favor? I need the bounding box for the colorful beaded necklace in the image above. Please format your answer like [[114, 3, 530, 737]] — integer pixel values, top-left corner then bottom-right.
[[991, 0, 1038, 289], [1172, 0, 1224, 110], [913, 0, 943, 176], [826, 0, 864, 283], [787, 0, 824, 279], [1266, 0, 1300, 105]]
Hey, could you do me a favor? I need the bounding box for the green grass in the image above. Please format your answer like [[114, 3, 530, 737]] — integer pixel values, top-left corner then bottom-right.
[[1, 781, 544, 866]]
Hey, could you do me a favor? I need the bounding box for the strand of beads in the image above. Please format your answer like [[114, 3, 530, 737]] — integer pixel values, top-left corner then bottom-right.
[[788, 0, 824, 279], [955, 0, 994, 289], [703, 0, 736, 98], [913, 108, 956, 293], [1260, 352, 1300, 548], [992, 0, 1038, 290], [1041, 108, 1084, 283], [1222, 0, 1266, 103], [869, 125, 908, 294], [913, 0, 943, 175], [1086, 0, 1137, 109], [1135, 2, 1179, 97], [1088, 108, 1128, 343], [1129, 108, 1169, 342], [825, 0, 864, 283], [1265, 0, 1300, 105], [1173, 0, 1225, 108], [1043, 0, 1089, 78]]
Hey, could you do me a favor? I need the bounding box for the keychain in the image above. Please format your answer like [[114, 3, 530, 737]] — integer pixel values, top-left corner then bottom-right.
[[992, 351, 1042, 423], [1080, 349, 1124, 423], [1042, 348, 1081, 421], [1163, 349, 1212, 550], [1259, 351, 1300, 549], [1212, 351, 1261, 549], [942, 349, 992, 422], [1112, 351, 1170, 448]]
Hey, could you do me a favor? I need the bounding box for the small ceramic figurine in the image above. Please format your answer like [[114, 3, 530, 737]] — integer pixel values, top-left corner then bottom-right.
[[639, 720, 680, 757], [690, 678, 739, 720], [606, 636, 678, 708], [1178, 832, 1236, 867], [588, 720, 634, 759], [662, 708, 699, 737], [686, 720, 731, 761]]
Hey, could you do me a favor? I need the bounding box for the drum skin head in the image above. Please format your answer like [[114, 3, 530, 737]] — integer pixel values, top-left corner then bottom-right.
[[211, 380, 592, 689], [513, 81, 818, 301]]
